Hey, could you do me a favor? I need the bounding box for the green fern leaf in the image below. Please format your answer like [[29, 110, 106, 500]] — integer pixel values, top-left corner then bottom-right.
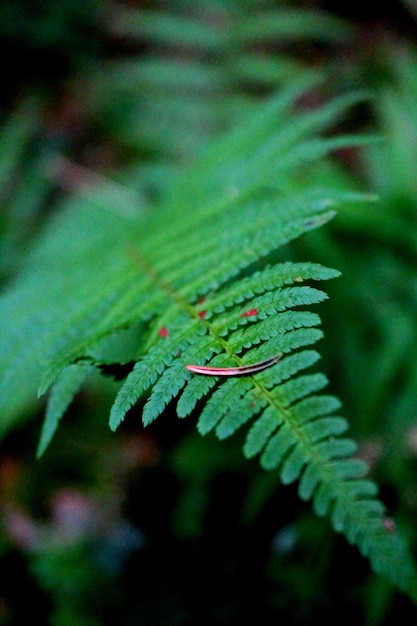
[[1, 81, 416, 600], [37, 363, 93, 458], [197, 377, 254, 436]]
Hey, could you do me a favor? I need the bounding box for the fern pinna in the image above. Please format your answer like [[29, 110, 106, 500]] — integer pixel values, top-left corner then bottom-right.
[[1, 79, 416, 600]]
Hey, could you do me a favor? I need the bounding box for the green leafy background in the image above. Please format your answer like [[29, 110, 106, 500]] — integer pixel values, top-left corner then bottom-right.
[[2, 1, 417, 624]]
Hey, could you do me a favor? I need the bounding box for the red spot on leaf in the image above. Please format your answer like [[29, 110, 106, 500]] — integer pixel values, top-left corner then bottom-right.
[[159, 327, 169, 338], [383, 518, 396, 533], [198, 310, 206, 318], [241, 308, 258, 318]]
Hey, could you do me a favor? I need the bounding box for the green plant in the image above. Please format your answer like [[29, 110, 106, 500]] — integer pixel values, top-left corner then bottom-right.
[[1, 74, 416, 603], [90, 1, 352, 164], [0, 100, 53, 283]]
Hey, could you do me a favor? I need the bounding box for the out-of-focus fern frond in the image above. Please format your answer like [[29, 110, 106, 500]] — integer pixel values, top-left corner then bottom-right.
[[90, 1, 352, 169], [0, 101, 53, 282]]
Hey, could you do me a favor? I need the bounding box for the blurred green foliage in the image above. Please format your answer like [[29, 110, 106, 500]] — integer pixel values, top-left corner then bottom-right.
[[2, 1, 417, 625]]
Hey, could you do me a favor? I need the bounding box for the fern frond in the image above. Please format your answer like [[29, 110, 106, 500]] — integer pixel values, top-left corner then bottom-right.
[[0, 101, 52, 281], [97, 2, 352, 163], [0, 82, 416, 599]]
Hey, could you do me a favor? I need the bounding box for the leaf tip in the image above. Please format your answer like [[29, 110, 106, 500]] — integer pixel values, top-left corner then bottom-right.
[[109, 405, 125, 432]]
